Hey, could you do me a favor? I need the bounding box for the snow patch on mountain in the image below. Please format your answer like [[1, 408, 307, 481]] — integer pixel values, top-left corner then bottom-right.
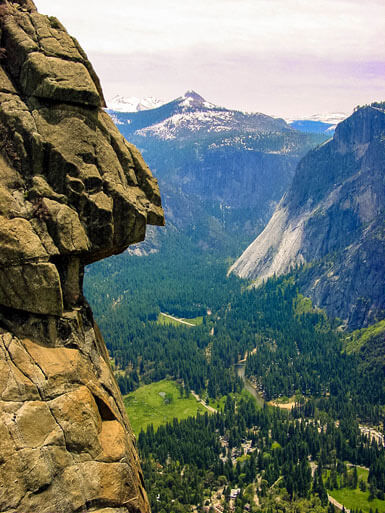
[[308, 112, 350, 124], [107, 95, 166, 112], [136, 110, 234, 139], [108, 112, 125, 125]]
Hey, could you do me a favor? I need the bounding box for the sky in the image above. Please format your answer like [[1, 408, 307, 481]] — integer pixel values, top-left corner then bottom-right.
[[34, 0, 385, 118]]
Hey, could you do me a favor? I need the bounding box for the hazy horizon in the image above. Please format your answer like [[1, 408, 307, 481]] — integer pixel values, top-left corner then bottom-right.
[[34, 0, 385, 118]]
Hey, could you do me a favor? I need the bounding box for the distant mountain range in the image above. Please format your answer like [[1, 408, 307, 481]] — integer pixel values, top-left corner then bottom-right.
[[288, 112, 349, 134], [290, 111, 349, 125], [230, 102, 385, 328], [108, 91, 327, 252], [288, 119, 336, 134], [108, 90, 289, 141], [107, 92, 348, 135]]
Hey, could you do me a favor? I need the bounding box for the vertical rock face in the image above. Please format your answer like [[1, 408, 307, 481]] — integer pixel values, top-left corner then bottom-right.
[[230, 104, 385, 328], [0, 1, 164, 511]]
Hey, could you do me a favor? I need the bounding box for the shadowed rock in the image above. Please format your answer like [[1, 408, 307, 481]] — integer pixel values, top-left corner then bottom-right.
[[0, 1, 164, 511]]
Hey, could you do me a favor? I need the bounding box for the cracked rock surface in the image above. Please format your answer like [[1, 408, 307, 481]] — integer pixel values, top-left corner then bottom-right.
[[0, 0, 164, 511]]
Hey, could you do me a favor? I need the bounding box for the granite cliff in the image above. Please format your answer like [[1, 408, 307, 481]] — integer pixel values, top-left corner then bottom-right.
[[0, 1, 163, 511], [230, 104, 385, 329]]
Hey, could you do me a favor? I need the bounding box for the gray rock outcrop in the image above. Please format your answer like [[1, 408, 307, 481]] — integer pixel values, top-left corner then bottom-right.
[[230, 104, 385, 329]]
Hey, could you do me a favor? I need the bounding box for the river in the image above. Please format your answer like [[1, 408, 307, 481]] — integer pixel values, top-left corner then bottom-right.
[[235, 363, 264, 407]]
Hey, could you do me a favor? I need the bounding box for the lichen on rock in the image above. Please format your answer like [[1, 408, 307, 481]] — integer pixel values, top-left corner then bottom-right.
[[0, 1, 164, 511]]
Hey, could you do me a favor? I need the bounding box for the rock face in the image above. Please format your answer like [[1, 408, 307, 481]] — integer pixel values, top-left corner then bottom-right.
[[0, 1, 163, 512], [230, 104, 385, 329]]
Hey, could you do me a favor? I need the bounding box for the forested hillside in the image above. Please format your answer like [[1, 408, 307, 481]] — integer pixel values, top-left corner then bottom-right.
[[84, 100, 385, 513], [139, 396, 385, 513], [85, 225, 385, 513], [108, 91, 327, 252], [85, 246, 384, 422]]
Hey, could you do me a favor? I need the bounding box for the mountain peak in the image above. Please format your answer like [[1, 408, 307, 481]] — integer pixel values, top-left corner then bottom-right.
[[178, 90, 217, 111], [183, 90, 206, 101]]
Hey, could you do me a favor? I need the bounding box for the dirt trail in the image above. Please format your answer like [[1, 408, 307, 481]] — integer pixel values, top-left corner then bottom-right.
[[160, 312, 195, 326], [191, 391, 217, 413], [328, 495, 350, 512], [268, 400, 296, 410]]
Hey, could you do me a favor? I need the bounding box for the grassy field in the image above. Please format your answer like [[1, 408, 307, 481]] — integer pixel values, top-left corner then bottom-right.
[[182, 315, 203, 325], [345, 319, 385, 354], [326, 467, 385, 513], [208, 395, 227, 411], [124, 379, 207, 435], [157, 312, 204, 327], [208, 388, 262, 412], [157, 313, 183, 327]]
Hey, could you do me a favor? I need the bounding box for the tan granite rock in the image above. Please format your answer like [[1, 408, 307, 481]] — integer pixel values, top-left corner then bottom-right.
[[0, 1, 163, 311], [0, 0, 163, 511]]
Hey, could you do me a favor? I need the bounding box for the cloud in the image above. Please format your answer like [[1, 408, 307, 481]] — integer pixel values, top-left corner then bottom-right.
[[89, 48, 385, 117], [34, 0, 385, 116], [35, 0, 385, 60]]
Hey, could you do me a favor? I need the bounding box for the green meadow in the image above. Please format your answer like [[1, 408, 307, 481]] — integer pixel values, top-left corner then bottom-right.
[[157, 312, 204, 327], [326, 467, 385, 513], [124, 379, 207, 435]]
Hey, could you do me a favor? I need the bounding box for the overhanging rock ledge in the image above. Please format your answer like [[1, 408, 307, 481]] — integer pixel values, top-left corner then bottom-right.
[[0, 1, 164, 511]]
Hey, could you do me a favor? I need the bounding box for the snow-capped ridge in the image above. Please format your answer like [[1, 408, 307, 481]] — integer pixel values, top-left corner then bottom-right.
[[107, 90, 291, 141], [107, 94, 166, 113], [307, 111, 350, 124]]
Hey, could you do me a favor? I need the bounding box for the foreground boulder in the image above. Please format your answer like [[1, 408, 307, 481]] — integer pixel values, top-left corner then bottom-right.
[[0, 1, 164, 511]]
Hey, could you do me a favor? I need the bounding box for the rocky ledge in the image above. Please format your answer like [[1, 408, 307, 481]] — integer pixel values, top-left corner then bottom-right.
[[0, 0, 164, 511]]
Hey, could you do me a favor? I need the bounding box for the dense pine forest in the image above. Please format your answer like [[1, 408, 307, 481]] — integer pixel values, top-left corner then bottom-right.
[[85, 232, 385, 513], [86, 235, 384, 422], [139, 396, 385, 513]]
